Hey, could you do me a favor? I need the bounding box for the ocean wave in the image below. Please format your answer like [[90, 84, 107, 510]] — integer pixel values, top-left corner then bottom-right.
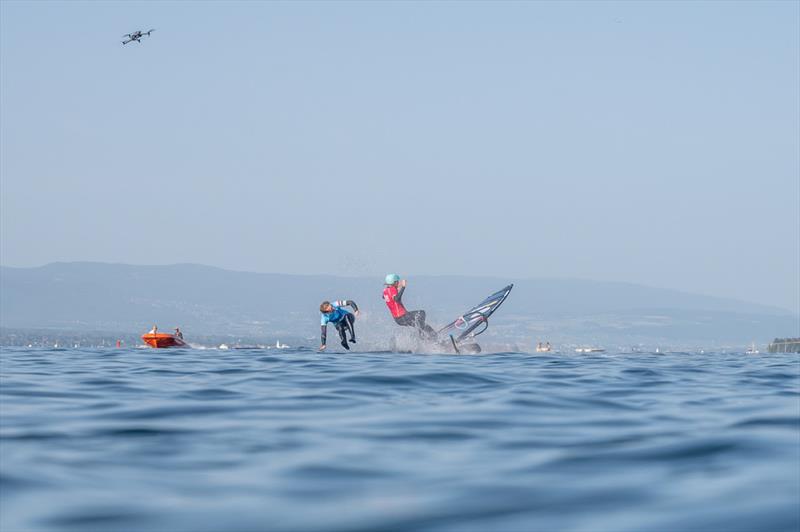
[[1, 347, 798, 532]]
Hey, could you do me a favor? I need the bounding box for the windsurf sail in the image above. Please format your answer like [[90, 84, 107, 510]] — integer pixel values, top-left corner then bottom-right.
[[437, 284, 513, 343]]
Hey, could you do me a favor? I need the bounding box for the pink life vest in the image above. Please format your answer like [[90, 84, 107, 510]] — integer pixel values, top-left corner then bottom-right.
[[382, 285, 407, 318]]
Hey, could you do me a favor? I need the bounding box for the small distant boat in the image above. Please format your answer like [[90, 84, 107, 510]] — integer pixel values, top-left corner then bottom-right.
[[141, 332, 187, 348], [535, 342, 552, 353], [746, 342, 759, 355], [575, 347, 605, 353], [275, 340, 290, 349]]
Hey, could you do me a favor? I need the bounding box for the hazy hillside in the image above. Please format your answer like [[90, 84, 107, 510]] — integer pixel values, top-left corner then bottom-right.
[[1, 263, 796, 347]]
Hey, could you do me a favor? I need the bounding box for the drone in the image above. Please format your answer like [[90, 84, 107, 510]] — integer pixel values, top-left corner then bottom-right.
[[122, 29, 154, 45]]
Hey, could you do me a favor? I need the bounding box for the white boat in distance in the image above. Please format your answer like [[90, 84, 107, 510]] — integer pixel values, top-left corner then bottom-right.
[[575, 347, 605, 353]]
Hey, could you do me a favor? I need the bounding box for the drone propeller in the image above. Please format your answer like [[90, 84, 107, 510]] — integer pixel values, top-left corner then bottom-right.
[[122, 33, 131, 38], [145, 29, 155, 35]]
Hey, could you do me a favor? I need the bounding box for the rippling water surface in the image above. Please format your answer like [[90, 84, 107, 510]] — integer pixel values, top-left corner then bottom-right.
[[1, 348, 798, 531]]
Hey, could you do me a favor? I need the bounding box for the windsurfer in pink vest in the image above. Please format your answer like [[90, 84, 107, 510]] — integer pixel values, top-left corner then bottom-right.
[[382, 274, 437, 339]]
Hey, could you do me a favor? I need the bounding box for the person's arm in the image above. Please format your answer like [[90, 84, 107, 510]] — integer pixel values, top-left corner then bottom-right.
[[320, 324, 327, 350], [394, 285, 405, 302], [335, 300, 359, 313]]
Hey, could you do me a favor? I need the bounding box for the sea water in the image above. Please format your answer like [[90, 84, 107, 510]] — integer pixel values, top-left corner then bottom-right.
[[1, 347, 798, 531]]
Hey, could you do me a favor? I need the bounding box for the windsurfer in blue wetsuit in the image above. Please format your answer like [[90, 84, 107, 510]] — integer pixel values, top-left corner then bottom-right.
[[319, 300, 359, 351]]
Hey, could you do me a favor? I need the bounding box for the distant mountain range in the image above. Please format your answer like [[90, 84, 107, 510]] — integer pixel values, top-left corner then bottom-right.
[[1, 262, 797, 348]]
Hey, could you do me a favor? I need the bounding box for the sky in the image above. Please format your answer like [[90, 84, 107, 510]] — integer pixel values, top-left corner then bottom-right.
[[1, 1, 798, 312]]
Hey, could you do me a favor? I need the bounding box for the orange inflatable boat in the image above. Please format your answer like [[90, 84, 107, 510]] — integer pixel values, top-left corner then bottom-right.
[[141, 332, 187, 348]]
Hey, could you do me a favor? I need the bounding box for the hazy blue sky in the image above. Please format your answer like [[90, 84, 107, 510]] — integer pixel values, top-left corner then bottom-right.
[[1, 1, 798, 312]]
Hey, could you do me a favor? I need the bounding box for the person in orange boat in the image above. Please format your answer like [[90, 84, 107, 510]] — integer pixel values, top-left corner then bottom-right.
[[148, 325, 158, 334], [174, 327, 183, 339]]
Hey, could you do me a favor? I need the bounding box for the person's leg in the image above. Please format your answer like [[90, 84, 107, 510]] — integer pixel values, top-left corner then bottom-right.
[[407, 310, 437, 339], [415, 312, 436, 338], [415, 311, 437, 338], [395, 314, 414, 328], [335, 322, 350, 350], [344, 313, 356, 343]]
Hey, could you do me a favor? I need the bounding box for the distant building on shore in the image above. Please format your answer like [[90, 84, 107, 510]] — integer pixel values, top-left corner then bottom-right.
[[767, 338, 800, 353]]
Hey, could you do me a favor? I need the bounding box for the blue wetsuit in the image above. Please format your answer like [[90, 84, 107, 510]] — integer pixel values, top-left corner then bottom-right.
[[321, 300, 358, 349]]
